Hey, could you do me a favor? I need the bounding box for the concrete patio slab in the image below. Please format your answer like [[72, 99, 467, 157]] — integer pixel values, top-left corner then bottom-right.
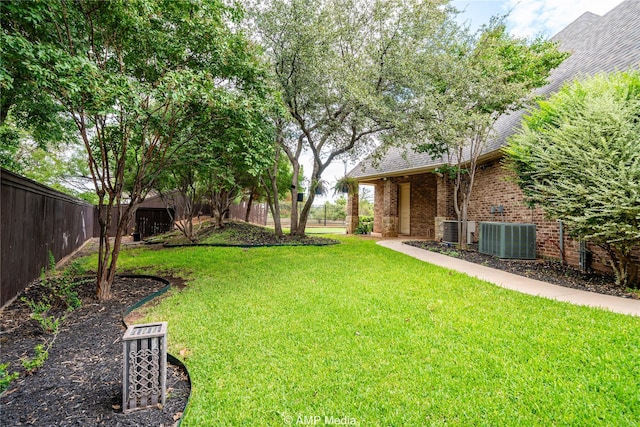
[[378, 240, 640, 317]]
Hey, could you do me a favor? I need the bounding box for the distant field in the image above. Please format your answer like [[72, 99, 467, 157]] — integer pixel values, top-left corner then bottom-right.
[[301, 227, 345, 234], [265, 225, 346, 234]]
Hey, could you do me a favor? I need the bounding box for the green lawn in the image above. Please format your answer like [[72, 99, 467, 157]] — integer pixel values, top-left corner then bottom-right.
[[109, 236, 639, 426], [302, 227, 345, 234]]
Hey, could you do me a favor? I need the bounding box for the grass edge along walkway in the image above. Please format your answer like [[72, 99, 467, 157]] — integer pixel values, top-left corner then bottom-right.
[[378, 240, 640, 317], [113, 236, 640, 426]]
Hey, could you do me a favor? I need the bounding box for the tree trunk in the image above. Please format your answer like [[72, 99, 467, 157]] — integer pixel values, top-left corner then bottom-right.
[[453, 142, 479, 251], [245, 190, 255, 223], [261, 149, 284, 237], [266, 191, 283, 237], [606, 244, 639, 289], [289, 160, 301, 236], [210, 188, 237, 228], [458, 176, 474, 251], [181, 191, 195, 242], [95, 195, 113, 300], [162, 189, 198, 243], [95, 197, 137, 300], [178, 208, 197, 243], [461, 157, 479, 251], [294, 191, 317, 236], [262, 174, 283, 237], [212, 197, 224, 228], [459, 201, 469, 251], [272, 205, 283, 237], [292, 158, 326, 236]]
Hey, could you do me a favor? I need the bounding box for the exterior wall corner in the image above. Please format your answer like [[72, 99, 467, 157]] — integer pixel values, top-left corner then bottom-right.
[[345, 191, 359, 234]]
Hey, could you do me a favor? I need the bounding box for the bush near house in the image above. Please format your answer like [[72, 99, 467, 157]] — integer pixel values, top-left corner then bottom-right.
[[356, 215, 374, 234], [504, 71, 640, 288]]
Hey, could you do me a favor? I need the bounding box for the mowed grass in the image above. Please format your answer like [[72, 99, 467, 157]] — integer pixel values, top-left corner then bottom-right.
[[303, 227, 345, 234], [110, 236, 640, 426]]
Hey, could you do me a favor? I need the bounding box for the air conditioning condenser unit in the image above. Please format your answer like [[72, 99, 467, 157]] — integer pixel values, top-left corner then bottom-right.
[[442, 220, 476, 244], [478, 222, 536, 259]]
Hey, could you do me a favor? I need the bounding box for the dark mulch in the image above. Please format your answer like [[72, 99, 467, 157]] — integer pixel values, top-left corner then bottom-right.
[[404, 240, 639, 300], [149, 220, 340, 247], [0, 276, 189, 426]]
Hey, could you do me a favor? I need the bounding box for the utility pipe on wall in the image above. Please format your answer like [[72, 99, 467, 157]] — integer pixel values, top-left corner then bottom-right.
[[558, 219, 564, 265]]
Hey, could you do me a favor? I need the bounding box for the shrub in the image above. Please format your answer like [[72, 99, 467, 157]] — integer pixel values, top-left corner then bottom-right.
[[504, 71, 640, 288], [355, 216, 374, 234], [0, 363, 19, 393]]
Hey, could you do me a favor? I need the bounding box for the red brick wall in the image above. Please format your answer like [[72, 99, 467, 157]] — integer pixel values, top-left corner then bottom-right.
[[409, 174, 437, 238], [390, 174, 438, 238], [373, 181, 384, 234], [436, 175, 455, 218], [371, 174, 437, 237], [368, 162, 638, 278], [469, 161, 639, 275], [468, 162, 539, 224], [469, 161, 580, 263]]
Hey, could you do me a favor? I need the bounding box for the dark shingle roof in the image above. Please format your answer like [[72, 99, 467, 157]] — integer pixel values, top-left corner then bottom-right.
[[350, 0, 640, 180]]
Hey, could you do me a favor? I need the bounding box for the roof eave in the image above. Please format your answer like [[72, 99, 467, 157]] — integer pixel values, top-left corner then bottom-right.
[[353, 150, 504, 184]]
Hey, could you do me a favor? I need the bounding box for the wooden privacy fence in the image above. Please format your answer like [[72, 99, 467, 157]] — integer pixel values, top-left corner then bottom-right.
[[1, 168, 269, 307], [1, 168, 95, 307], [228, 200, 268, 226]]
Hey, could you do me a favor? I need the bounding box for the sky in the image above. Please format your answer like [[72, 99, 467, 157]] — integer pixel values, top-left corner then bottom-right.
[[305, 0, 626, 204], [452, 0, 625, 38]]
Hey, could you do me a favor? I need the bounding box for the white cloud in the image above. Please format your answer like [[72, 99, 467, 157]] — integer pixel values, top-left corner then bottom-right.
[[505, 0, 625, 38]]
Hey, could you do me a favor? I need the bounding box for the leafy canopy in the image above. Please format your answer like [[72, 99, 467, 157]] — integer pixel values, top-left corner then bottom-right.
[[409, 20, 568, 157], [1, 0, 275, 298], [402, 19, 567, 248], [251, 0, 453, 235]]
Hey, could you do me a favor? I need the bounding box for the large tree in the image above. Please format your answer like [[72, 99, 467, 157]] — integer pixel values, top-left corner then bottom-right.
[[504, 71, 640, 288], [0, 0, 77, 168], [155, 88, 276, 239], [251, 0, 452, 236], [406, 19, 567, 249], [2, 0, 270, 299], [258, 117, 307, 237]]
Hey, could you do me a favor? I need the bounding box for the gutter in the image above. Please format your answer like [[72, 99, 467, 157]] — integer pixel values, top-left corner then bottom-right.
[[350, 151, 504, 183]]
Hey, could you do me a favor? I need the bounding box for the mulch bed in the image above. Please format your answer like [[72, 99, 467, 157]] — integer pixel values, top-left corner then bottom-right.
[[404, 240, 639, 299], [0, 276, 189, 426], [150, 220, 340, 247]]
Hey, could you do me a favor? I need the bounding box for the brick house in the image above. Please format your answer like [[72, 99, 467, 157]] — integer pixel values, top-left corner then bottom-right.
[[347, 0, 640, 274]]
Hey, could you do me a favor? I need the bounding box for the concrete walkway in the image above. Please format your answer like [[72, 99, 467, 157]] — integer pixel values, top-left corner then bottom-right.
[[378, 240, 640, 317]]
